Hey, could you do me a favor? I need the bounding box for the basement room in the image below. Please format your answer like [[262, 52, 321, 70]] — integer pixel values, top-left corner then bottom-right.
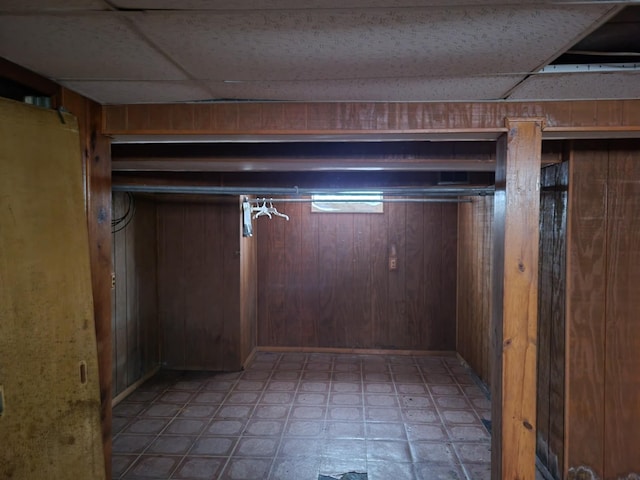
[[1, 2, 639, 480]]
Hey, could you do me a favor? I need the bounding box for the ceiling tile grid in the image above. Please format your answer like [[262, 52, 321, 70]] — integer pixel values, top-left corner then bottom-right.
[[0, 13, 188, 81], [0, 1, 633, 104], [60, 80, 214, 104], [509, 71, 640, 101], [129, 6, 614, 82], [203, 75, 525, 102]]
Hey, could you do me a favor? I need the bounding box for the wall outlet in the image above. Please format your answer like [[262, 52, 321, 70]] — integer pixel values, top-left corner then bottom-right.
[[389, 257, 398, 271]]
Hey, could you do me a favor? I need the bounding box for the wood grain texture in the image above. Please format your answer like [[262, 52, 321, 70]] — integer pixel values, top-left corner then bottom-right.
[[111, 194, 159, 397], [56, 88, 112, 479], [491, 120, 542, 480], [456, 195, 493, 385], [603, 142, 640, 479], [565, 142, 608, 478], [103, 100, 640, 137], [156, 198, 243, 371], [536, 162, 568, 480], [256, 198, 457, 350]]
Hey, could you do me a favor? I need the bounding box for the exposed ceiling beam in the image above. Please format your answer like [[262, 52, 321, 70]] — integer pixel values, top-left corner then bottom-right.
[[103, 100, 640, 142]]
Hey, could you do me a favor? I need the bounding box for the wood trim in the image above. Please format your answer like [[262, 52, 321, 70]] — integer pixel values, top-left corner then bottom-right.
[[103, 100, 640, 138], [242, 347, 259, 370], [491, 119, 542, 480], [111, 366, 161, 407], [0, 57, 60, 96], [254, 346, 457, 357]]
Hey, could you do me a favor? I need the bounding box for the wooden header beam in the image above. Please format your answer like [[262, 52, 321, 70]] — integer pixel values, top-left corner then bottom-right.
[[103, 100, 640, 140]]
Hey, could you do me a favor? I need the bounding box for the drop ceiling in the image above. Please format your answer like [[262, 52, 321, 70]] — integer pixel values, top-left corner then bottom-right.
[[1, 1, 639, 104]]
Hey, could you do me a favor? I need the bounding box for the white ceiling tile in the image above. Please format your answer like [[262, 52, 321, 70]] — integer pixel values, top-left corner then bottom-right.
[[60, 80, 213, 104], [508, 72, 640, 100], [0, 14, 188, 81], [131, 6, 613, 83], [203, 75, 524, 102], [0, 0, 110, 11]]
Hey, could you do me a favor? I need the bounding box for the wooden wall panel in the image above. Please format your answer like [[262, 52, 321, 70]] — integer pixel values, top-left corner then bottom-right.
[[111, 194, 159, 397], [566, 142, 608, 478], [157, 198, 242, 370], [256, 199, 457, 350], [603, 144, 640, 479], [565, 139, 640, 479], [456, 195, 493, 385], [536, 162, 568, 480]]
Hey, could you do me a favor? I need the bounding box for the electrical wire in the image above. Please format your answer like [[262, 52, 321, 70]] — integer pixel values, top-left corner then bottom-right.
[[112, 192, 136, 234]]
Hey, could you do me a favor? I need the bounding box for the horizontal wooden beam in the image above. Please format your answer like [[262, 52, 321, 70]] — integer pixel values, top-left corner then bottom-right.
[[0, 57, 60, 97], [103, 100, 640, 140]]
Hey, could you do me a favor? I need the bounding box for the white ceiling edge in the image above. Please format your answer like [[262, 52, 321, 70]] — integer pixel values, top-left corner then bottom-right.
[[508, 71, 640, 100], [60, 80, 214, 104]]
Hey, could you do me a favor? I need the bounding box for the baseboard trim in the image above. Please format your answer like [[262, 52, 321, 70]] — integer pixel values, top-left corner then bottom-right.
[[111, 365, 161, 407], [254, 346, 457, 357], [242, 347, 259, 369]]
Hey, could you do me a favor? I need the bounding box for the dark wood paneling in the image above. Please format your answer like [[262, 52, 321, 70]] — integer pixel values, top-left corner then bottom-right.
[[456, 195, 493, 385], [111, 194, 159, 396], [257, 199, 457, 350], [604, 144, 640, 479], [157, 198, 243, 370], [537, 162, 568, 480], [566, 142, 608, 478]]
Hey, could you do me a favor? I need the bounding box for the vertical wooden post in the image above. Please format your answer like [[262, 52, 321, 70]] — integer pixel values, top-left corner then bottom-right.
[[492, 119, 542, 480], [55, 89, 113, 479]]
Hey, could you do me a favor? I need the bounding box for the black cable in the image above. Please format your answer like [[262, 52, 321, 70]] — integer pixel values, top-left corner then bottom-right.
[[112, 192, 133, 226], [111, 192, 136, 233]]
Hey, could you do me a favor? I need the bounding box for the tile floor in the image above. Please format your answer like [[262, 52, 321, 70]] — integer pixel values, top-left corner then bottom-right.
[[112, 352, 493, 480]]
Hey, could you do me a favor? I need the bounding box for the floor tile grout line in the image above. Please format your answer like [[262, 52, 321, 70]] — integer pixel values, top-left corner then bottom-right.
[[417, 356, 469, 477], [358, 354, 368, 476], [113, 353, 491, 480], [317, 353, 335, 477], [442, 357, 490, 480], [265, 352, 305, 480], [389, 355, 415, 477], [168, 369, 246, 478], [218, 352, 283, 479], [117, 373, 207, 479]]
